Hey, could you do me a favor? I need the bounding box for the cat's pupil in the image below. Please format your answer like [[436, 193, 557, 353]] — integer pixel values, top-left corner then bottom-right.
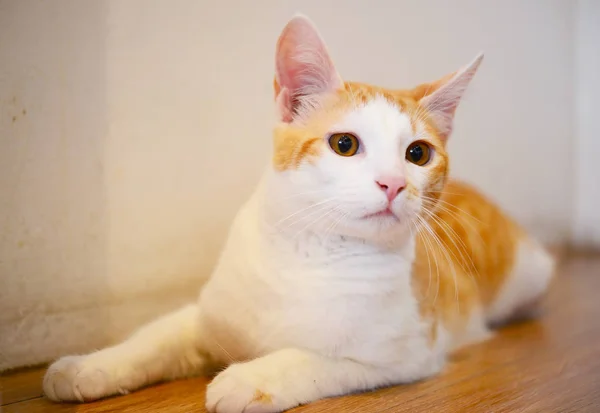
[[409, 145, 423, 161], [338, 135, 353, 153]]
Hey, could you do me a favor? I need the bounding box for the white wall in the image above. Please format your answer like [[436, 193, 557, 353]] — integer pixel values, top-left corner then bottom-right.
[[0, 0, 575, 370], [573, 0, 600, 248], [0, 1, 114, 370]]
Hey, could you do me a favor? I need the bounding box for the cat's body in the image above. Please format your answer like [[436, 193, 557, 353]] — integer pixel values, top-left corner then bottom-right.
[[43, 15, 554, 413], [199, 176, 552, 368], [201, 171, 430, 370]]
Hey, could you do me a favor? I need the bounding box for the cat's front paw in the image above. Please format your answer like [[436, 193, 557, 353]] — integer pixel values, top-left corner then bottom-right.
[[43, 355, 125, 402], [206, 363, 295, 413]]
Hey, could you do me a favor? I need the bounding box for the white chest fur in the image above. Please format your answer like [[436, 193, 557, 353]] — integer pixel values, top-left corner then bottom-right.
[[198, 189, 430, 367]]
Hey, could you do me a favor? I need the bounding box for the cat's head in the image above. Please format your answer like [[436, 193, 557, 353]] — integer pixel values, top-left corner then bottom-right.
[[268, 15, 482, 241]]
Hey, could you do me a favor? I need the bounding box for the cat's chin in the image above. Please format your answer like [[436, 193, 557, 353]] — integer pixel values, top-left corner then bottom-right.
[[332, 214, 412, 242], [362, 207, 399, 220]]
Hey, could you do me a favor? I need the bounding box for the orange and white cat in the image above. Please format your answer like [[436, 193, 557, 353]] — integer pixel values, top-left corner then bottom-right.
[[43, 15, 555, 413]]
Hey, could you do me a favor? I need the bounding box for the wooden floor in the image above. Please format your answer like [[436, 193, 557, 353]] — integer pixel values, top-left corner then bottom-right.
[[2, 253, 600, 413]]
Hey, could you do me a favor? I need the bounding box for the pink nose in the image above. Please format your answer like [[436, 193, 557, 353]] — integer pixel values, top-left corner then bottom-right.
[[376, 176, 406, 202]]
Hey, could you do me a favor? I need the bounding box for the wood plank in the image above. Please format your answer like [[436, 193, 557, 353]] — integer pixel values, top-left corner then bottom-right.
[[0, 367, 45, 406], [389, 330, 600, 412], [293, 256, 600, 412], [2, 256, 599, 413], [2, 376, 210, 413]]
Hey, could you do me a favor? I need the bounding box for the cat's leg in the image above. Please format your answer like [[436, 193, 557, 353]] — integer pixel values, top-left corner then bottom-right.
[[205, 347, 443, 413], [43, 304, 207, 402]]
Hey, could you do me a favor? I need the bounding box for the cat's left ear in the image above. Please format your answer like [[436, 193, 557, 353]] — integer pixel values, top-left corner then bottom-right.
[[274, 14, 344, 123], [413, 53, 484, 139]]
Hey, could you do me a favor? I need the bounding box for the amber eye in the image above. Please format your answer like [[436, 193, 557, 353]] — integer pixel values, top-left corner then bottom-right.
[[328, 133, 359, 157], [406, 141, 432, 166]]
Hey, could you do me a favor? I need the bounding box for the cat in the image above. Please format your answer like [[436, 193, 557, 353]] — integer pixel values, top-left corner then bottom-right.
[[42, 14, 555, 413]]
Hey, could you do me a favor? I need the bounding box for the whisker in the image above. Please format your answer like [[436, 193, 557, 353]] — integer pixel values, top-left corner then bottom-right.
[[421, 196, 485, 225], [420, 206, 479, 284], [422, 189, 469, 197], [421, 199, 486, 247], [415, 215, 445, 306], [417, 214, 462, 313], [410, 217, 434, 299], [273, 197, 339, 228], [322, 210, 351, 248], [291, 205, 340, 240], [209, 336, 239, 365], [270, 188, 333, 203]]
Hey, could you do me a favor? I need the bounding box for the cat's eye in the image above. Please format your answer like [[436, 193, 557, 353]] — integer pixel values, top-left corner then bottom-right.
[[329, 133, 359, 157], [406, 141, 432, 166]]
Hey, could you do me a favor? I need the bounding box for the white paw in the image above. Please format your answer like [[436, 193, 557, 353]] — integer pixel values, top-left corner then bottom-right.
[[205, 364, 296, 413], [43, 355, 126, 402]]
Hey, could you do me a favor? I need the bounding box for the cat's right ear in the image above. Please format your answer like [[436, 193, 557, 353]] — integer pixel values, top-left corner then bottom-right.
[[274, 14, 343, 123]]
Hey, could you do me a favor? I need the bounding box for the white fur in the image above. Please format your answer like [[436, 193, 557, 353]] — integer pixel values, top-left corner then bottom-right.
[[270, 96, 430, 242], [42, 17, 551, 413], [43, 304, 206, 402], [450, 307, 493, 351], [43, 98, 447, 410], [42, 93, 554, 412], [486, 239, 555, 325]]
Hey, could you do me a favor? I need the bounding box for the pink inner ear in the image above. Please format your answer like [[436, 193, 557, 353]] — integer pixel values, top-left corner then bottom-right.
[[276, 87, 294, 123], [419, 53, 484, 139], [274, 15, 342, 122], [276, 39, 310, 96]]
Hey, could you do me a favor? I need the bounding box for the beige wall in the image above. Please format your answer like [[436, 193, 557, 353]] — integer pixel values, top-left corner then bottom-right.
[[573, 0, 600, 248], [0, 0, 575, 369]]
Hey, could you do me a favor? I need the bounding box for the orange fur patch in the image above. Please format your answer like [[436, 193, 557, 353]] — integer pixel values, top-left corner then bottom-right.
[[251, 389, 273, 404], [272, 81, 441, 171], [271, 78, 525, 346], [412, 179, 524, 340], [273, 125, 322, 171]]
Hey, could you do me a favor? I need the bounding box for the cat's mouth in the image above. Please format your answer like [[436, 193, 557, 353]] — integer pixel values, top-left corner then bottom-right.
[[362, 207, 399, 221]]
